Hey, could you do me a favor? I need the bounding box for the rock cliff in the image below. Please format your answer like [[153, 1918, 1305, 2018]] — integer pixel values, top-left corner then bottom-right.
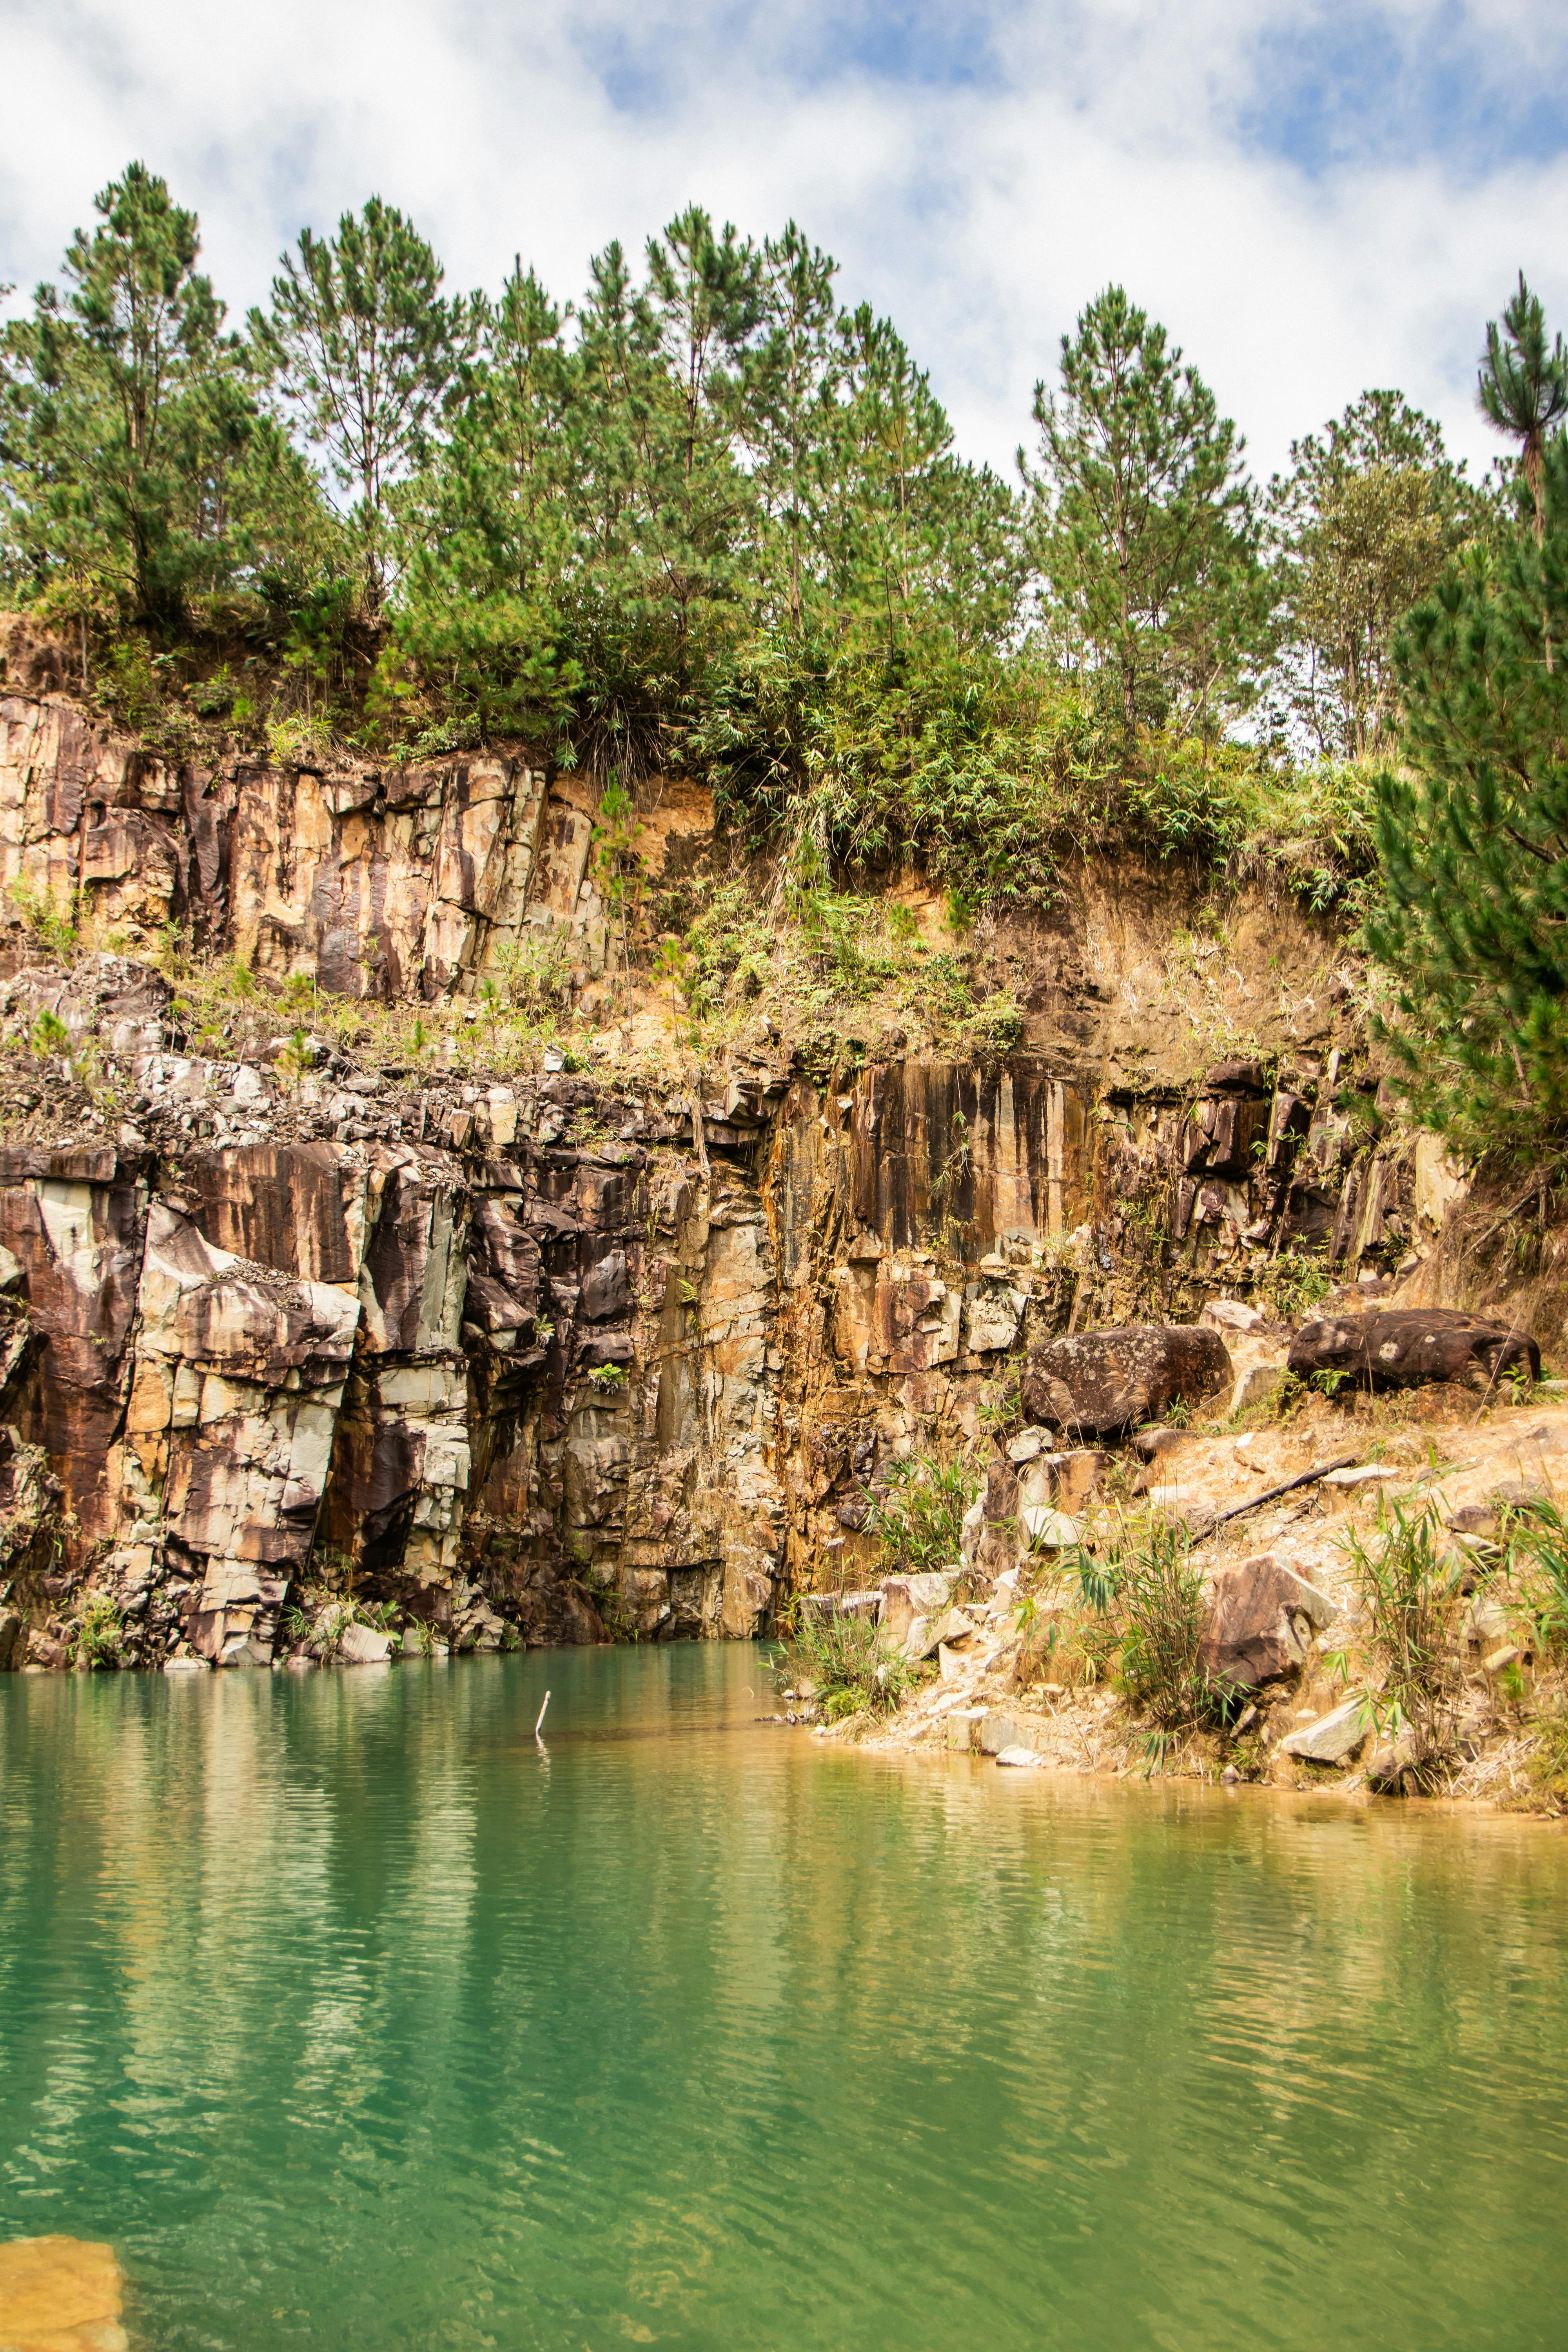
[[0, 682, 1439, 1668]]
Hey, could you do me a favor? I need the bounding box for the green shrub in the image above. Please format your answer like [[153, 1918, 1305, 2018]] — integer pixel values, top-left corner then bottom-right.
[[865, 1452, 972, 1577], [780, 1601, 923, 1722], [1065, 1519, 1227, 1731], [73, 1594, 122, 1670]]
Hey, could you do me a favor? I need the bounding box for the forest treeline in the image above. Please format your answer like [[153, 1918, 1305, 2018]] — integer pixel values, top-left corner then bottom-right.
[[0, 174, 1497, 825], [6, 165, 1568, 1167]]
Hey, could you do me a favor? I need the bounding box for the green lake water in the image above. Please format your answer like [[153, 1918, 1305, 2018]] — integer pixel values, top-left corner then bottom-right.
[[2, 1646, 1566, 2350]]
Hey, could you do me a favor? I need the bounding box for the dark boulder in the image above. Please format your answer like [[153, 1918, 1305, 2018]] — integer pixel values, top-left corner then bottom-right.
[[1197, 1553, 1335, 1690], [1287, 1308, 1539, 1395], [1021, 1324, 1232, 1437]]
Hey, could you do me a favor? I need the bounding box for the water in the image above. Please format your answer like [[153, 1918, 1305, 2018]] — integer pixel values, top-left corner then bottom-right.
[[2, 1650, 1566, 2352]]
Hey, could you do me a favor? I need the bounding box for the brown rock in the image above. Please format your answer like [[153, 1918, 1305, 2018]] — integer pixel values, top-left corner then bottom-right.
[[1287, 1308, 1539, 1395], [1022, 1325, 1232, 1436], [1198, 1553, 1336, 1690]]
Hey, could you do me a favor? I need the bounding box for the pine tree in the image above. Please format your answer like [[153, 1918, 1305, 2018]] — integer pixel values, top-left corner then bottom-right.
[[252, 198, 468, 612], [0, 162, 265, 628], [1268, 391, 1491, 757], [1366, 425, 1568, 1160], [1479, 274, 1568, 545], [1025, 285, 1260, 744], [392, 260, 580, 733], [749, 223, 839, 633]]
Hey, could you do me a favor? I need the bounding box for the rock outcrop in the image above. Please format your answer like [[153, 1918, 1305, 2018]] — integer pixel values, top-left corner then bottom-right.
[[0, 681, 1501, 1668]]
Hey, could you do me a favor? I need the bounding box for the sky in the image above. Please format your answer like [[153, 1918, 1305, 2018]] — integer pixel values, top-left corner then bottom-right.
[[2, 0, 1567, 485]]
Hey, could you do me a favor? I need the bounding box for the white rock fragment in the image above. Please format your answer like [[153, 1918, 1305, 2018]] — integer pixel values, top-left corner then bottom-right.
[[1280, 1698, 1369, 1763]]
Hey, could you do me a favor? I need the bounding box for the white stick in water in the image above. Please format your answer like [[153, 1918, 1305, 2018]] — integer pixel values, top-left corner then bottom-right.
[[535, 1690, 551, 1739]]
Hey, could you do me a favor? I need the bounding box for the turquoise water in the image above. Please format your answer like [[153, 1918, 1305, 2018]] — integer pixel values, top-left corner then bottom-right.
[[2, 1648, 1566, 2351]]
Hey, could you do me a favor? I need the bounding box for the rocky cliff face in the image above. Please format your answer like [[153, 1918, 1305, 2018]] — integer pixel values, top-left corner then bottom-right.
[[0, 682, 1435, 1668]]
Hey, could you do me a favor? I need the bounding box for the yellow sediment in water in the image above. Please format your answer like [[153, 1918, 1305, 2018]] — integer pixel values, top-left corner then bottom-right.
[[0, 2237, 126, 2352]]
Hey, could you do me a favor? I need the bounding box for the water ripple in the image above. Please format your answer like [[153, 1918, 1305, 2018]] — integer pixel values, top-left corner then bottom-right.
[[3, 1651, 1568, 2350]]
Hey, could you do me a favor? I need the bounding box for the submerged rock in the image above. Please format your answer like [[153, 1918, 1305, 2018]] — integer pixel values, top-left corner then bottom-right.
[[0, 2232, 126, 2350]]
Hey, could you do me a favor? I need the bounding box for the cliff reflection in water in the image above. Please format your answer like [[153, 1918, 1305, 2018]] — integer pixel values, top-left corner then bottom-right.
[[2, 1648, 1566, 2352]]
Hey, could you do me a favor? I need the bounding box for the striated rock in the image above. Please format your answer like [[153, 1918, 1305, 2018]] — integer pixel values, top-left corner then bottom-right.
[[338, 1621, 394, 1666], [1287, 1308, 1539, 1395], [1198, 1553, 1335, 1689], [1022, 1324, 1232, 1436]]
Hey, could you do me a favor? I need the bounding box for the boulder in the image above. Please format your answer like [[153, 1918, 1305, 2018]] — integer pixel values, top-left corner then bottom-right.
[[1287, 1308, 1539, 1396], [1280, 1697, 1368, 1764], [337, 1621, 394, 1666], [1022, 1325, 1232, 1436], [881, 1570, 954, 1644], [1197, 1554, 1336, 1689], [995, 1746, 1045, 1768], [973, 1710, 1031, 1755], [0, 1608, 24, 1671]]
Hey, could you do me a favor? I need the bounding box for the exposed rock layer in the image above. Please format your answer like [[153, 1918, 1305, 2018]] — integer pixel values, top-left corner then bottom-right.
[[0, 689, 1479, 1666]]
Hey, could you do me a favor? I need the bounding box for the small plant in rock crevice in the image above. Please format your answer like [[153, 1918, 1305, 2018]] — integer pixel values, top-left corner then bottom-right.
[[71, 1593, 123, 1670], [864, 1451, 973, 1577]]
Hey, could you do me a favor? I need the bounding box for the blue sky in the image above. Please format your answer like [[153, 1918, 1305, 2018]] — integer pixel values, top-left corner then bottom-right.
[[3, 0, 1566, 478]]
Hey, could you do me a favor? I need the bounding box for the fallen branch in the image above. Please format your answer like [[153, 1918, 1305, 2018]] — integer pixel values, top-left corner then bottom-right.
[[1187, 1454, 1359, 1544], [535, 1690, 551, 1740]]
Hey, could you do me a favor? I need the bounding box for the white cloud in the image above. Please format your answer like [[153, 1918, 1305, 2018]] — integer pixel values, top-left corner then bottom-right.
[[2, 0, 1565, 482]]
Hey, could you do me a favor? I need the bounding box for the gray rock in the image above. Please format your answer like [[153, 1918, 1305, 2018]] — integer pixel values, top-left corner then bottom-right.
[[881, 1570, 954, 1644], [338, 1621, 394, 1666], [1280, 1697, 1369, 1763], [978, 1710, 1040, 1756]]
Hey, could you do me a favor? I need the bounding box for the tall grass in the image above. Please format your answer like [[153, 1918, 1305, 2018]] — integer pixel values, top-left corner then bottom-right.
[[779, 1601, 924, 1723], [1063, 1519, 1227, 1731], [1342, 1501, 1466, 1777]]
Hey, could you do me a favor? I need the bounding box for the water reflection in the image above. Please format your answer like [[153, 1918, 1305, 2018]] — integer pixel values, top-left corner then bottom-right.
[[2, 1650, 1566, 2351]]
